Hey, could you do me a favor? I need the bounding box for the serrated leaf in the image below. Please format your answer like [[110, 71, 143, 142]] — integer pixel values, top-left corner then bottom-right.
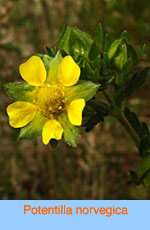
[[58, 26, 92, 60]]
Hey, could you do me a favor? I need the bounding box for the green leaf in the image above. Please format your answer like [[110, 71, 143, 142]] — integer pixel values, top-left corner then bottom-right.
[[121, 30, 130, 43], [88, 42, 99, 60], [99, 76, 115, 90], [137, 155, 150, 180], [64, 80, 100, 102], [45, 47, 57, 57], [18, 112, 48, 140], [95, 23, 103, 52], [126, 44, 138, 64], [93, 55, 101, 70], [124, 67, 150, 98], [58, 113, 79, 147], [58, 26, 92, 59], [122, 58, 133, 73], [84, 99, 109, 132], [114, 42, 127, 71], [142, 171, 150, 187], [108, 39, 122, 60], [4, 82, 35, 103], [139, 136, 150, 157], [37, 54, 52, 71], [124, 107, 148, 139]]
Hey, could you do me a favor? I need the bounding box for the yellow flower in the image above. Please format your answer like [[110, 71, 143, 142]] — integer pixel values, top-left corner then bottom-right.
[[5, 53, 99, 146]]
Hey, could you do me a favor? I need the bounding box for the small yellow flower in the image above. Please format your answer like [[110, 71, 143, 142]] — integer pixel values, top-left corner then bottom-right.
[[5, 53, 99, 146]]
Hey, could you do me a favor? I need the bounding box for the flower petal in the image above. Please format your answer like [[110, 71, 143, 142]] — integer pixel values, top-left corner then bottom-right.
[[7, 101, 36, 128], [19, 56, 46, 86], [58, 56, 80, 86], [42, 119, 63, 145], [67, 99, 85, 126]]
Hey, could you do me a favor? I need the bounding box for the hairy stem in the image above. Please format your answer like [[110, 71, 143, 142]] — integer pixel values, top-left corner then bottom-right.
[[116, 112, 140, 147], [103, 91, 140, 147]]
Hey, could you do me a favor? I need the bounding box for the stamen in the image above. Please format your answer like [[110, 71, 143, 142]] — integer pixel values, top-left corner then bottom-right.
[[35, 83, 66, 119]]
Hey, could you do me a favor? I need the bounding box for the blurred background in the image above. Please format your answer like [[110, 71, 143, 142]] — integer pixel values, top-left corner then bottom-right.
[[0, 0, 150, 200]]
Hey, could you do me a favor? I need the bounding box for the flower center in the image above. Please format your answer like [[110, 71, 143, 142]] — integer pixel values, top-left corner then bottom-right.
[[35, 84, 66, 119]]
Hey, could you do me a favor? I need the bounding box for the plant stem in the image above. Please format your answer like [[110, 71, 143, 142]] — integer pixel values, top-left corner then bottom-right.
[[103, 91, 140, 147], [103, 91, 114, 106], [116, 112, 140, 147]]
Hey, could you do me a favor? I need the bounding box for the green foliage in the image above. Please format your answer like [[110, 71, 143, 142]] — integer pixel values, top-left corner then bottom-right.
[[84, 99, 109, 132], [58, 113, 79, 148], [4, 82, 35, 103], [4, 22, 150, 188], [123, 67, 150, 98], [18, 112, 48, 140]]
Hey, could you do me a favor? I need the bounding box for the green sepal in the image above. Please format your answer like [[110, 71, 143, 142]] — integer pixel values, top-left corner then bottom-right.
[[37, 54, 52, 71], [4, 82, 35, 103], [58, 113, 79, 148], [18, 112, 48, 140], [46, 51, 62, 84], [64, 80, 100, 102]]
